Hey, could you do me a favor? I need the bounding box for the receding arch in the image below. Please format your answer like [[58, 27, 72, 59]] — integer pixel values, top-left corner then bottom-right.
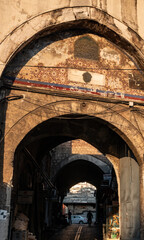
[[53, 154, 111, 177], [54, 159, 104, 192]]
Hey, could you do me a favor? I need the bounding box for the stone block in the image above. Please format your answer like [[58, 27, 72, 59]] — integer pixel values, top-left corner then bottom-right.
[[73, 7, 90, 19], [107, 0, 122, 21], [0, 22, 37, 64], [10, 23, 36, 46], [70, 0, 92, 7], [92, 0, 106, 10], [121, 0, 138, 31], [90, 7, 104, 23], [0, 36, 19, 63], [91, 0, 98, 7], [137, 0, 144, 39], [114, 19, 132, 42], [55, 8, 75, 23], [0, 63, 5, 77], [29, 14, 52, 33], [47, 0, 70, 9]]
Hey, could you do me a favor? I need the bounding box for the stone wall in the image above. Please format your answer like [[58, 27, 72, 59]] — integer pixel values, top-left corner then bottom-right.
[[72, 139, 101, 154]]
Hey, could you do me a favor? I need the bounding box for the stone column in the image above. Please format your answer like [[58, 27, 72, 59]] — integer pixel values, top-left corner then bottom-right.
[[140, 162, 144, 240], [120, 157, 140, 239]]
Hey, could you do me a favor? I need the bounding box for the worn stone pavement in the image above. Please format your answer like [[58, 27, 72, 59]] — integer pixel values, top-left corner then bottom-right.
[[48, 224, 103, 240]]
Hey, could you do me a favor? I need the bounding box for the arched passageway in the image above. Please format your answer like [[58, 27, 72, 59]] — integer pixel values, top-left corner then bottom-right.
[[10, 114, 139, 239], [0, 11, 143, 240]]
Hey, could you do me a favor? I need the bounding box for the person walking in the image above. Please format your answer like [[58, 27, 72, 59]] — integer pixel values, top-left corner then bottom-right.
[[68, 210, 72, 224], [87, 211, 93, 226]]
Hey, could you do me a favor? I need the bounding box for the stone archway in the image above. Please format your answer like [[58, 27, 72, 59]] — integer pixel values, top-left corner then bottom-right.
[[0, 7, 144, 77], [0, 5, 144, 240], [3, 99, 143, 185], [2, 99, 143, 182], [54, 154, 111, 177], [1, 99, 144, 239]]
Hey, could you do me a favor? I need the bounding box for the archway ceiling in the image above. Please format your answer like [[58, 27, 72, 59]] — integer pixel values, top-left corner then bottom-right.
[[55, 160, 104, 194], [19, 115, 125, 160]]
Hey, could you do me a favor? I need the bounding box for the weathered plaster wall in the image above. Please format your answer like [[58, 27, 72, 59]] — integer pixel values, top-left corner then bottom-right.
[[3, 32, 144, 104]]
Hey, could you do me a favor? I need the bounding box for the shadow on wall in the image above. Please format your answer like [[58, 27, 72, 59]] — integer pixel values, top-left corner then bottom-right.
[[0, 94, 8, 208]]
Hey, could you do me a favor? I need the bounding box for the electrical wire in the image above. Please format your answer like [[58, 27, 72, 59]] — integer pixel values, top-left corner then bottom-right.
[[2, 63, 144, 72], [3, 98, 135, 143], [0, 100, 66, 143], [9, 92, 137, 119], [7, 94, 127, 119], [5, 83, 144, 107], [1, 89, 144, 145], [2, 65, 144, 71], [0, 103, 126, 144], [1, 88, 138, 120], [7, 92, 127, 116], [131, 107, 144, 113], [9, 96, 129, 120], [24, 147, 56, 189], [131, 110, 144, 140], [0, 95, 23, 103], [5, 90, 127, 115], [132, 109, 144, 118]]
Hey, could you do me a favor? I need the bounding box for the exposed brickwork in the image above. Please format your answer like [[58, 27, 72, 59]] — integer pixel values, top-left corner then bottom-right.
[[50, 140, 111, 177], [72, 139, 101, 155], [51, 141, 72, 169]]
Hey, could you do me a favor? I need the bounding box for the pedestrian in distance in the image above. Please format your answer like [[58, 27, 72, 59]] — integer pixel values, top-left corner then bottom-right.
[[68, 210, 72, 224], [87, 211, 93, 226]]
